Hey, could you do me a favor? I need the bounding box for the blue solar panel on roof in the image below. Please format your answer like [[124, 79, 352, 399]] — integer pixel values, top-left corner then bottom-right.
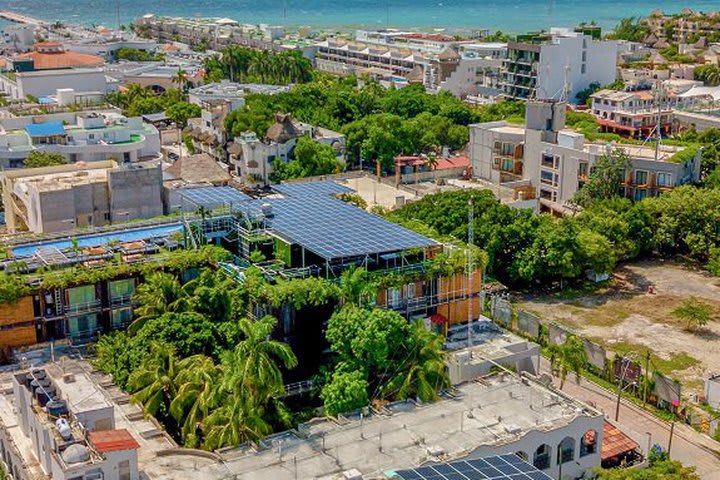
[[394, 454, 553, 480], [242, 181, 435, 260], [180, 186, 251, 209]]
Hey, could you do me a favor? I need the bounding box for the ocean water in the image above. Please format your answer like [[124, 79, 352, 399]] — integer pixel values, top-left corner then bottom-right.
[[0, 0, 719, 32]]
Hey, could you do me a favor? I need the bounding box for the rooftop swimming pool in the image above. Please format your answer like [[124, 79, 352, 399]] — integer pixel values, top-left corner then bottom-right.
[[10, 223, 184, 258]]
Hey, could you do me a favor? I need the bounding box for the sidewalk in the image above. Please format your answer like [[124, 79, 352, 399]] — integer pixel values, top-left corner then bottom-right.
[[539, 358, 720, 479]]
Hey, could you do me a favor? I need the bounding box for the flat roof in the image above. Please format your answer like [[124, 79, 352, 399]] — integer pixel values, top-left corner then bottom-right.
[[216, 373, 601, 479], [246, 181, 436, 260], [179, 186, 251, 209], [24, 121, 65, 136]]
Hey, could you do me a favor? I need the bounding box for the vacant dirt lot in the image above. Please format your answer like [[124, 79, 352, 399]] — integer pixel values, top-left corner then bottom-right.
[[518, 260, 720, 395]]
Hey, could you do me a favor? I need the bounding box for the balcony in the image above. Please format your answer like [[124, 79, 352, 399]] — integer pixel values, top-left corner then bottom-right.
[[64, 299, 101, 316]]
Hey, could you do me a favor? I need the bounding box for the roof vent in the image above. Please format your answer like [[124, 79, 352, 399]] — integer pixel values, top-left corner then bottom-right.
[[342, 469, 363, 480], [426, 445, 445, 457]]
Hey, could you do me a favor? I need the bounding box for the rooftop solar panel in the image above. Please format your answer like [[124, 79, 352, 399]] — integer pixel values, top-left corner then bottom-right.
[[239, 181, 435, 260], [394, 454, 554, 480], [179, 186, 251, 210]]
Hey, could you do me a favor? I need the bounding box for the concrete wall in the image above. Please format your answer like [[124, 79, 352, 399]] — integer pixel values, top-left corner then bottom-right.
[[467, 414, 604, 480], [705, 377, 720, 410], [107, 164, 164, 221]]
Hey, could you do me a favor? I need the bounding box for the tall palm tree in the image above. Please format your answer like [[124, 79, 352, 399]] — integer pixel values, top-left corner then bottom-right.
[[169, 355, 223, 447], [226, 316, 298, 401], [127, 343, 179, 417], [129, 272, 190, 334], [172, 68, 188, 92], [548, 335, 588, 389], [382, 320, 450, 402], [201, 394, 272, 450]]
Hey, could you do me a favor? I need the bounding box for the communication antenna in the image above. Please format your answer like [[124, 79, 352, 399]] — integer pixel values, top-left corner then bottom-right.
[[466, 196, 474, 349], [654, 80, 663, 162]]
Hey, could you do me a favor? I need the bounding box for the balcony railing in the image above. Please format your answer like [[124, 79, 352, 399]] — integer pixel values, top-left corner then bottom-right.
[[64, 299, 101, 315]]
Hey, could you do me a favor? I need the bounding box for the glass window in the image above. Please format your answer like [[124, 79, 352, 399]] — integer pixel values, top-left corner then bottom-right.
[[533, 444, 551, 470], [578, 162, 589, 177], [67, 314, 98, 337], [119, 460, 131, 480], [66, 285, 96, 306], [580, 430, 598, 457], [634, 188, 648, 201], [109, 278, 135, 300], [656, 172, 672, 187], [559, 436, 575, 463], [541, 170, 555, 185], [111, 308, 133, 329], [634, 170, 648, 185], [502, 158, 514, 172]]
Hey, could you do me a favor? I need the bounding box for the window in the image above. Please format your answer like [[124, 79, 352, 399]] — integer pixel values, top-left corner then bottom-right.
[[66, 285, 96, 308], [634, 188, 648, 201], [656, 172, 672, 187], [580, 429, 598, 457], [67, 314, 98, 337], [388, 287, 401, 307], [109, 278, 135, 302], [578, 161, 589, 177], [493, 140, 502, 153], [540, 170, 555, 185], [634, 170, 648, 185], [533, 444, 551, 470], [558, 436, 575, 463], [541, 153, 555, 168], [404, 283, 416, 300], [111, 308, 133, 329], [516, 451, 529, 462], [501, 158, 514, 172]]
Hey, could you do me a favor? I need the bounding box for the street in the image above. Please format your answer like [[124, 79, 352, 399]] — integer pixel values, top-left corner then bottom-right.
[[540, 358, 720, 479]]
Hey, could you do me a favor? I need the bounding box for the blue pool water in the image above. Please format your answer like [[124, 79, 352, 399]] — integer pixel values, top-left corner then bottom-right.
[[11, 223, 184, 258]]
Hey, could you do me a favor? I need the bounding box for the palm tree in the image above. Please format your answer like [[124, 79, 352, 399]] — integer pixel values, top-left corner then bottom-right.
[[129, 272, 189, 334], [169, 355, 223, 447], [548, 335, 588, 389], [339, 266, 375, 307], [201, 394, 272, 449], [172, 68, 188, 92], [127, 343, 179, 417], [382, 320, 450, 402], [226, 316, 298, 401]]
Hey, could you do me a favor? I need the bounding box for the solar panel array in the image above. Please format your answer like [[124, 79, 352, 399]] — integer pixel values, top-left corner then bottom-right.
[[394, 454, 553, 480], [179, 186, 251, 210], [260, 181, 435, 260]]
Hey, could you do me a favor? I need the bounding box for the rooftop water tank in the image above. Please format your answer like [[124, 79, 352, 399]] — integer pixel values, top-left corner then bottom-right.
[[36, 385, 56, 407], [56, 418, 73, 441], [61, 444, 89, 464], [46, 400, 69, 417]]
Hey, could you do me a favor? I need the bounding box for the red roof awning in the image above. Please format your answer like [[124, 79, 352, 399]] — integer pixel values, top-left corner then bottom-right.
[[601, 421, 640, 461], [430, 313, 449, 325], [88, 429, 140, 453]]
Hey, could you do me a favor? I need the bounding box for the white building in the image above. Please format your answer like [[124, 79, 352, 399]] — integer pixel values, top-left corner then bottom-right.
[[502, 28, 618, 102], [0, 68, 113, 101], [0, 111, 162, 168], [1, 24, 36, 52], [188, 80, 290, 108], [470, 101, 701, 208], [0, 365, 140, 480]]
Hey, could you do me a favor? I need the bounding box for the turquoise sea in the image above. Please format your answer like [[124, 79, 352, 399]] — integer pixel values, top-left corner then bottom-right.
[[0, 0, 719, 32]]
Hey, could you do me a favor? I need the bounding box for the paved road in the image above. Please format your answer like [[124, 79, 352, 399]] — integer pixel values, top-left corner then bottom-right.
[[539, 359, 720, 479]]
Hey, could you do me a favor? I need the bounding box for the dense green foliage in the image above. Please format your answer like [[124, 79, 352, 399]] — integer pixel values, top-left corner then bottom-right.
[[388, 186, 720, 285], [203, 46, 313, 85], [321, 304, 449, 415], [694, 64, 720, 86], [105, 85, 186, 117], [24, 151, 65, 168], [269, 137, 344, 182], [224, 75, 523, 169], [0, 273, 30, 304], [116, 47, 164, 62], [607, 17, 650, 42], [166, 102, 201, 129], [594, 446, 699, 479], [548, 335, 588, 389]]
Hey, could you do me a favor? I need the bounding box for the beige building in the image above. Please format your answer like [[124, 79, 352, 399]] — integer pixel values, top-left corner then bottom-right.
[[1, 161, 164, 233], [470, 101, 702, 209]]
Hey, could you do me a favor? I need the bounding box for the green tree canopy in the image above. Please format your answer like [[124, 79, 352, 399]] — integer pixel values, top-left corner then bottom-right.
[[24, 151, 65, 168], [166, 101, 201, 129], [572, 148, 632, 208]]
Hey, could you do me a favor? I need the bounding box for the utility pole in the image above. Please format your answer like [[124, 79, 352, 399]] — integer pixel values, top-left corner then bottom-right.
[[654, 80, 663, 162], [467, 196, 474, 349], [668, 420, 675, 457], [642, 350, 651, 406]]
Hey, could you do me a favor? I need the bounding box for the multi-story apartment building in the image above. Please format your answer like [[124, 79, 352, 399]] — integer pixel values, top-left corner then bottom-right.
[[1, 160, 164, 233], [470, 101, 701, 208], [589, 89, 675, 139], [0, 365, 140, 480], [0, 111, 161, 168], [314, 30, 506, 98], [501, 28, 617, 102]]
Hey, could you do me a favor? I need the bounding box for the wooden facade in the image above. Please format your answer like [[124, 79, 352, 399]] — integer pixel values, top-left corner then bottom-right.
[[0, 296, 37, 348]]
